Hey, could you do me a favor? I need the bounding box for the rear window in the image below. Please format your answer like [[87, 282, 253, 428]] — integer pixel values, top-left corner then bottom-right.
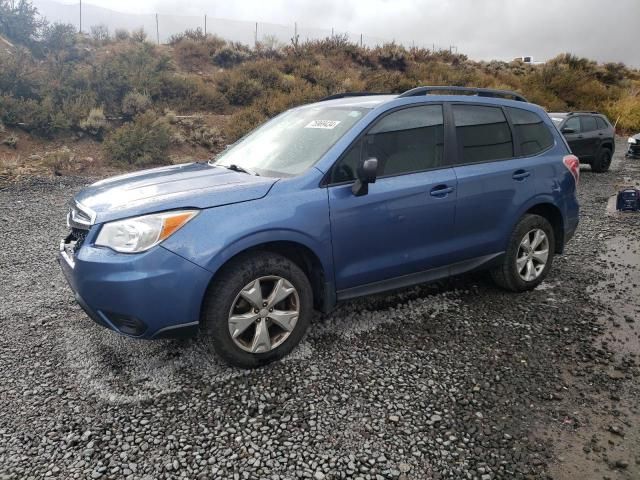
[[506, 107, 554, 156], [582, 116, 598, 132], [452, 105, 514, 164], [595, 116, 608, 130]]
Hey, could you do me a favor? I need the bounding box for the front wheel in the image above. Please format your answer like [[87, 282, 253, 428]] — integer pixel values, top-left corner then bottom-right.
[[202, 252, 312, 368], [491, 214, 555, 292]]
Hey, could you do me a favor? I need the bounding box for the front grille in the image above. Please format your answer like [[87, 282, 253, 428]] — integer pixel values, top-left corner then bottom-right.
[[69, 228, 88, 254]]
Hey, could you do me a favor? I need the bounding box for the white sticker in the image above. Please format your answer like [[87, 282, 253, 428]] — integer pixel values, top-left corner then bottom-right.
[[305, 120, 341, 129]]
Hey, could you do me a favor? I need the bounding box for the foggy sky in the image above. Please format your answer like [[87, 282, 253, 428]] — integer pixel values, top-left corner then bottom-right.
[[41, 0, 640, 66]]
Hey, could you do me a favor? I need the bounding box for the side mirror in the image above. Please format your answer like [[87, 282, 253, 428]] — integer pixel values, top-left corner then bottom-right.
[[561, 127, 576, 134], [352, 158, 378, 196]]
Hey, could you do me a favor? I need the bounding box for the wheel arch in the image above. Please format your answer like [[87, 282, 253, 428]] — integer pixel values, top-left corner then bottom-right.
[[200, 236, 334, 323], [524, 202, 565, 254]]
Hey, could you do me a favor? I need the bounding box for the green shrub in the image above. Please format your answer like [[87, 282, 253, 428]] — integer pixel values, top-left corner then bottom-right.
[[604, 93, 640, 132], [213, 45, 251, 68], [218, 73, 261, 106], [122, 91, 152, 117], [375, 43, 407, 71], [158, 74, 228, 112], [79, 107, 108, 137], [130, 28, 147, 43], [182, 117, 222, 149], [103, 112, 171, 166], [42, 146, 73, 174], [114, 29, 130, 41], [42, 22, 77, 52], [173, 38, 216, 71], [223, 108, 266, 143]]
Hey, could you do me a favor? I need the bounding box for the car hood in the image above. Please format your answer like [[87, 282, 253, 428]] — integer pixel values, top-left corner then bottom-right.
[[631, 133, 640, 141], [74, 162, 278, 224]]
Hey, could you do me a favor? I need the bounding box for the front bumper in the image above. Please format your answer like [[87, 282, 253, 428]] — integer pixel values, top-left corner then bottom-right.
[[58, 238, 212, 339], [627, 143, 640, 158]]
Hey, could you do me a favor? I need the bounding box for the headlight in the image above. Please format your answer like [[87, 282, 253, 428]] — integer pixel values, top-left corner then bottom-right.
[[95, 210, 198, 253], [629, 137, 638, 144]]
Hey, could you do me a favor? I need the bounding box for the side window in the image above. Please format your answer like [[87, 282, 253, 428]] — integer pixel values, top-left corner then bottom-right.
[[452, 105, 514, 164], [595, 117, 608, 130], [582, 116, 598, 132], [330, 105, 444, 182], [506, 107, 554, 156], [564, 116, 581, 133], [330, 138, 362, 183]]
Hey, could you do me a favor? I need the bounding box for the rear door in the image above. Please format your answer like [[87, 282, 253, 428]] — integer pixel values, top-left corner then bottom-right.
[[327, 104, 458, 291], [447, 103, 550, 261]]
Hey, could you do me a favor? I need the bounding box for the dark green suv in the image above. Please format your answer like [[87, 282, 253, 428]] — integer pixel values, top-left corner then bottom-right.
[[550, 112, 615, 172]]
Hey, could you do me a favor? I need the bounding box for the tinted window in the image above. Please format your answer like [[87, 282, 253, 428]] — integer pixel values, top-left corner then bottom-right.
[[452, 105, 513, 164], [564, 116, 581, 133], [582, 116, 598, 132], [507, 107, 554, 156], [331, 105, 444, 182], [595, 117, 608, 130]]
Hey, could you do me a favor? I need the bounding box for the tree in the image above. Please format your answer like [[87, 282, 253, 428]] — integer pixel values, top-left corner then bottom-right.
[[0, 0, 46, 46]]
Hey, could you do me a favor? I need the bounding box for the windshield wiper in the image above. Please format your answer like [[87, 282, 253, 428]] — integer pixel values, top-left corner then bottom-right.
[[218, 164, 259, 176]]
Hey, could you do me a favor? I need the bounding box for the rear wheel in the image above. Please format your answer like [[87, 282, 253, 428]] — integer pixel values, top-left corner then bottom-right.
[[591, 147, 612, 173], [491, 214, 555, 292], [202, 252, 312, 368]]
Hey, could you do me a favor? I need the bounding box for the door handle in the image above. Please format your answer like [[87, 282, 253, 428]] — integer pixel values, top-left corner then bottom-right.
[[577, 135, 584, 139], [430, 185, 454, 197], [512, 170, 531, 181]]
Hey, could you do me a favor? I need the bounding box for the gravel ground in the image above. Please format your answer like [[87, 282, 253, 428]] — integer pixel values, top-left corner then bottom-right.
[[0, 140, 638, 480]]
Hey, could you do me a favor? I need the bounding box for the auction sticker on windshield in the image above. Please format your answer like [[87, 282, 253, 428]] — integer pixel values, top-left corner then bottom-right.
[[305, 120, 341, 129]]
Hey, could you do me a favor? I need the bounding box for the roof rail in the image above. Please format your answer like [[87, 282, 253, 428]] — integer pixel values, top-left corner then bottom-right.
[[398, 86, 529, 103], [320, 92, 389, 101], [566, 111, 599, 115]]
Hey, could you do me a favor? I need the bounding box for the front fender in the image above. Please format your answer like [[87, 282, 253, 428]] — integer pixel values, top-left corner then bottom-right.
[[204, 228, 334, 281], [161, 184, 334, 286]]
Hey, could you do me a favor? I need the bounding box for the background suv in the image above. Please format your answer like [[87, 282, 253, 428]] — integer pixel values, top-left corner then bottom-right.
[[550, 112, 615, 172], [59, 87, 580, 368]]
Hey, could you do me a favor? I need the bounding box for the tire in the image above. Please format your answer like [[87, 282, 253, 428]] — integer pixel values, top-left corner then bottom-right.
[[490, 214, 555, 292], [591, 147, 612, 173], [202, 251, 312, 368]]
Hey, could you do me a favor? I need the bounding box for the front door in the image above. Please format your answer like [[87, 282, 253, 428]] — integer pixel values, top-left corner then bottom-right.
[[326, 104, 458, 291]]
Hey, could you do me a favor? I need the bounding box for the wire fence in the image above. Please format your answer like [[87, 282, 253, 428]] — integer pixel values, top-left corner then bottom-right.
[[35, 1, 456, 52]]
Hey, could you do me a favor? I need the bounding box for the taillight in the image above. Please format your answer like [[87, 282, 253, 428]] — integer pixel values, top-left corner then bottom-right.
[[563, 154, 580, 186]]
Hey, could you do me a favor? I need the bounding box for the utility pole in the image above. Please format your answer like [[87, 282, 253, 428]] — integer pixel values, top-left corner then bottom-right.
[[255, 22, 258, 46], [204, 15, 207, 36], [155, 13, 159, 45], [79, 0, 82, 33]]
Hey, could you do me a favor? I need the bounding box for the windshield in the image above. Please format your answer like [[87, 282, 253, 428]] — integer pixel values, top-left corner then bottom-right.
[[211, 106, 367, 177]]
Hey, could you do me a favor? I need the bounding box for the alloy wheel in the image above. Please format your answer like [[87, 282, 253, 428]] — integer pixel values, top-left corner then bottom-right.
[[227, 276, 300, 354], [516, 228, 549, 282]]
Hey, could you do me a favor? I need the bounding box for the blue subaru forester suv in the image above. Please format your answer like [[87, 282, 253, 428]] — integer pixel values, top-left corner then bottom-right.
[[59, 87, 580, 368]]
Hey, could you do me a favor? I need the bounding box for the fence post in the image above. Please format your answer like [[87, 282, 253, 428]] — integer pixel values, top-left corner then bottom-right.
[[156, 13, 159, 45]]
